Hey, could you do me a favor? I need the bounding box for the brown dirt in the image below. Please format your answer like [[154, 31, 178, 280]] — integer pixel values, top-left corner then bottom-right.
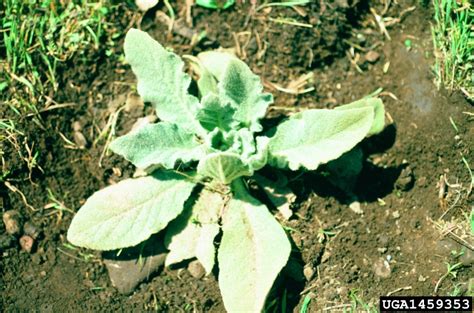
[[1, 1, 472, 312]]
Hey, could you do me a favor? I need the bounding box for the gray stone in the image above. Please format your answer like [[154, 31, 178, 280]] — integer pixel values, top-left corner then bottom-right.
[[187, 260, 206, 279], [103, 238, 167, 295]]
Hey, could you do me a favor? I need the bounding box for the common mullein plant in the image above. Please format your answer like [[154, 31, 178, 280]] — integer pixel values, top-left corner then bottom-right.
[[68, 29, 385, 312]]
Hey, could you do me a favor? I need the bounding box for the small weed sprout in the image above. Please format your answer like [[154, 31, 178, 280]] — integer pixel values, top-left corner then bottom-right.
[[67, 29, 385, 312]]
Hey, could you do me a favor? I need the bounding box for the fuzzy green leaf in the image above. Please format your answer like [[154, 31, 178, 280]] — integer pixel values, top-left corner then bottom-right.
[[186, 55, 218, 97], [67, 171, 195, 250], [247, 136, 270, 172], [335, 97, 385, 136], [230, 131, 269, 171], [197, 152, 252, 184], [196, 94, 236, 132], [198, 52, 273, 132], [220, 60, 273, 132], [165, 189, 224, 274], [124, 29, 205, 135], [197, 51, 236, 80], [218, 180, 291, 312], [109, 122, 205, 169], [198, 68, 218, 97], [268, 107, 375, 170]]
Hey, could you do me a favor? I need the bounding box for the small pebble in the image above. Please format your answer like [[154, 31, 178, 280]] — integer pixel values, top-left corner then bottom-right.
[[349, 201, 363, 214], [187, 260, 205, 279], [19, 235, 34, 253], [377, 247, 388, 253], [373, 258, 391, 278], [73, 131, 87, 149], [3, 210, 22, 236], [72, 121, 82, 132], [392, 211, 400, 219], [303, 265, 315, 281], [133, 168, 148, 178], [125, 93, 144, 112], [321, 250, 331, 263], [364, 51, 380, 63], [135, 0, 158, 11], [131, 115, 157, 133]]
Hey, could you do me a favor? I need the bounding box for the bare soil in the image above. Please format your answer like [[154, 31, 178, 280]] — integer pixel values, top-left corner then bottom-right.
[[1, 1, 472, 312]]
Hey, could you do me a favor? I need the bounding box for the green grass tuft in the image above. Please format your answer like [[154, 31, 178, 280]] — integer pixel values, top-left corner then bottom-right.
[[431, 0, 473, 100], [1, 0, 118, 115]]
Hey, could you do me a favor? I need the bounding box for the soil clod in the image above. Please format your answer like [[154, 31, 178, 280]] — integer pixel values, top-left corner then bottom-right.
[[3, 210, 23, 236], [188, 260, 206, 279], [364, 51, 381, 63], [19, 235, 34, 253], [303, 265, 315, 281], [373, 258, 391, 278], [125, 93, 144, 113]]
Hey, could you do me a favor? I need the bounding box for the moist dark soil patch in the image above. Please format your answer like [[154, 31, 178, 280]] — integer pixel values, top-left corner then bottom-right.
[[1, 1, 473, 312]]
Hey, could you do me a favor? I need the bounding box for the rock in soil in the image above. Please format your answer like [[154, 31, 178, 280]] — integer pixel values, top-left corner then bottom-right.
[[19, 235, 34, 253], [364, 51, 380, 63], [373, 258, 391, 278], [72, 121, 82, 132], [187, 260, 205, 279], [3, 210, 22, 236], [349, 201, 363, 214], [303, 265, 315, 281], [125, 92, 144, 112], [135, 0, 158, 11], [73, 131, 87, 149], [103, 237, 167, 295]]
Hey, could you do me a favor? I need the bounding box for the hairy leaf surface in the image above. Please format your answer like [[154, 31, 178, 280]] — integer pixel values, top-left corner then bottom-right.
[[198, 51, 273, 132], [124, 29, 204, 135], [219, 60, 273, 132], [218, 180, 291, 312], [196, 94, 236, 132], [197, 152, 253, 184], [335, 97, 385, 136], [109, 122, 205, 169], [268, 107, 374, 170], [197, 51, 236, 81], [67, 172, 195, 250], [165, 190, 224, 273]]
